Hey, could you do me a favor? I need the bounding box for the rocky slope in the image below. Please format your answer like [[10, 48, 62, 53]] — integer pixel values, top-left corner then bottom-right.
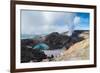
[[21, 30, 89, 62], [54, 31, 89, 61]]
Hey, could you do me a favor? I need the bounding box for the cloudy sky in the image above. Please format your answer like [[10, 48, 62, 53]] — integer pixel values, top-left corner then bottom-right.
[[21, 10, 90, 35]]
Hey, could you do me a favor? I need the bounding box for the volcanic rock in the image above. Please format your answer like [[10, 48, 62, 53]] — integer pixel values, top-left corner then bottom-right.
[[21, 46, 47, 63], [45, 32, 70, 49], [45, 31, 84, 50]]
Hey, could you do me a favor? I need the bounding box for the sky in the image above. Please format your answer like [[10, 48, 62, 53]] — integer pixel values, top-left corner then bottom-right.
[[21, 10, 90, 35]]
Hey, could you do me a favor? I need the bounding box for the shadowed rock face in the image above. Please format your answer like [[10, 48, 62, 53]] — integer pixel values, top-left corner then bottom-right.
[[45, 32, 84, 50], [21, 39, 34, 47], [45, 32, 70, 49], [21, 46, 47, 63]]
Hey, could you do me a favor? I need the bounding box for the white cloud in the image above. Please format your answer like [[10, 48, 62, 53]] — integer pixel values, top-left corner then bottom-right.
[[21, 10, 77, 35], [74, 16, 80, 25]]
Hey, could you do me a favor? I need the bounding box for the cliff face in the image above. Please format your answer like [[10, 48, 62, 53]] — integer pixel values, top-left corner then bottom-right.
[[54, 31, 89, 61]]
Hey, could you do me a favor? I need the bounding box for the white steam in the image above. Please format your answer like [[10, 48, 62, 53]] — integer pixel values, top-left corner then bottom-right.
[[67, 16, 80, 36]]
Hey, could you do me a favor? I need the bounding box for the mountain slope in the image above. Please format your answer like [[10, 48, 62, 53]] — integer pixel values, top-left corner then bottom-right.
[[54, 31, 89, 61]]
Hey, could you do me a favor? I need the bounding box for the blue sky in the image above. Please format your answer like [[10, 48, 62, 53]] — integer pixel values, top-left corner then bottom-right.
[[21, 10, 90, 35], [75, 13, 90, 30]]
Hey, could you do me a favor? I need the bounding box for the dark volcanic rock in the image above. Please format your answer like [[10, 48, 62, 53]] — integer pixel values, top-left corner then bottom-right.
[[45, 32, 70, 49], [21, 46, 33, 63], [45, 32, 84, 50], [21, 39, 34, 46], [21, 46, 47, 63], [70, 31, 84, 43], [21, 39, 39, 48]]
